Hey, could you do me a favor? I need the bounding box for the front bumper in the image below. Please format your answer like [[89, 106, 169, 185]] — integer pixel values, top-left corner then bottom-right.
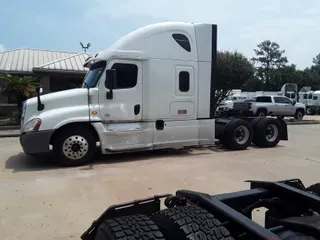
[[20, 130, 54, 154]]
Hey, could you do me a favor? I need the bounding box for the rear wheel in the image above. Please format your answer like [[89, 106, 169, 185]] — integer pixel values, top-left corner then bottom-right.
[[53, 126, 96, 167], [221, 119, 253, 150], [253, 118, 281, 148], [256, 108, 267, 117], [151, 205, 234, 240], [95, 215, 164, 240]]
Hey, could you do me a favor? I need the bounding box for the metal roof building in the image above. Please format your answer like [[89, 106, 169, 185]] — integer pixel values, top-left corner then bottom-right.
[[0, 48, 90, 75], [33, 52, 89, 74], [0, 48, 91, 104]]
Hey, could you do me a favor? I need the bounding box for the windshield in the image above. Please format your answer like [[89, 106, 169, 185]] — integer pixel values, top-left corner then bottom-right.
[[82, 61, 106, 88]]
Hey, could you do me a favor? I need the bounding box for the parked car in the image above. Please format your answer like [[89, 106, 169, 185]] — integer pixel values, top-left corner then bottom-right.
[[249, 96, 306, 119]]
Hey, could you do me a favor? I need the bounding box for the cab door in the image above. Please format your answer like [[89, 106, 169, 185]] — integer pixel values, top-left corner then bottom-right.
[[98, 59, 142, 122], [281, 96, 295, 115], [272, 97, 286, 115]]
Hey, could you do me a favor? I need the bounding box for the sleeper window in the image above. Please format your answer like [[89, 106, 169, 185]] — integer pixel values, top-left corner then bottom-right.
[[172, 34, 191, 52], [108, 63, 138, 89], [179, 71, 190, 92]]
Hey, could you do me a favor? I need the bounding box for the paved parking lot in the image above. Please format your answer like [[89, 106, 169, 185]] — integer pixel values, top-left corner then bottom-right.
[[1, 124, 320, 240]]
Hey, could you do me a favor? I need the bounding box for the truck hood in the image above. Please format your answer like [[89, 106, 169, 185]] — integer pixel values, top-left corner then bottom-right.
[[24, 88, 89, 123], [295, 102, 306, 108]]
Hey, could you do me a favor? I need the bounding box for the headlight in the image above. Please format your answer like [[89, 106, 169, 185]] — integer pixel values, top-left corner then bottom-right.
[[23, 118, 42, 132]]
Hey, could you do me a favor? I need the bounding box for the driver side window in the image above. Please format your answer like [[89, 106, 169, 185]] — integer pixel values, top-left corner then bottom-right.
[[282, 97, 292, 104], [106, 63, 138, 89]]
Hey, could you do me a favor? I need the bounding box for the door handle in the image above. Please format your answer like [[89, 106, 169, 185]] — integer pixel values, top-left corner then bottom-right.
[[134, 104, 140, 115]]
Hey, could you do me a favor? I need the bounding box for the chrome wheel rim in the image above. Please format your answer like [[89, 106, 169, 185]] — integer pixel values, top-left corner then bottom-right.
[[62, 135, 88, 160], [234, 126, 250, 145], [265, 124, 278, 142], [297, 112, 303, 120]]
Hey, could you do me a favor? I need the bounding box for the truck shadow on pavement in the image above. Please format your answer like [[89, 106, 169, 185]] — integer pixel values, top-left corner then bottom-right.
[[5, 153, 59, 173], [5, 148, 213, 172], [6, 144, 283, 172]]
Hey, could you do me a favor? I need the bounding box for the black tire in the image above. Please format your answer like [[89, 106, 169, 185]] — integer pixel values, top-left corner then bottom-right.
[[256, 108, 267, 117], [221, 119, 253, 150], [305, 183, 320, 196], [306, 107, 313, 115], [95, 215, 164, 240], [151, 206, 234, 240], [250, 117, 264, 145], [53, 126, 96, 167], [253, 118, 281, 148], [306, 107, 316, 115], [294, 109, 304, 120]]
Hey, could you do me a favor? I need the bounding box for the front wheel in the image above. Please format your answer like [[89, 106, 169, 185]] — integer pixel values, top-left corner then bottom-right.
[[53, 127, 96, 167], [294, 110, 304, 120]]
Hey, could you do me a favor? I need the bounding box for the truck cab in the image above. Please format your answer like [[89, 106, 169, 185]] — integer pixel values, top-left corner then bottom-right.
[[20, 22, 218, 166]]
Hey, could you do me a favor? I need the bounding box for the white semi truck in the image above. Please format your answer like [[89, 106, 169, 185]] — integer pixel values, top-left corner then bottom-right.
[[299, 89, 320, 115], [20, 22, 288, 166]]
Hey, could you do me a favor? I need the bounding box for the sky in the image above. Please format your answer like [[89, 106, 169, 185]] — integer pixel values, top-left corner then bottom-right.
[[1, 0, 320, 69]]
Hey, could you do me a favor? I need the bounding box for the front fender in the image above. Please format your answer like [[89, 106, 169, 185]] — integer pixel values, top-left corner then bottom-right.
[[38, 105, 90, 131]]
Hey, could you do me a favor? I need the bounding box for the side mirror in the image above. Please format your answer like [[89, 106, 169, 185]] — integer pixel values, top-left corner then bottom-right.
[[292, 100, 296, 106], [36, 86, 43, 94], [105, 69, 116, 99], [35, 86, 44, 111]]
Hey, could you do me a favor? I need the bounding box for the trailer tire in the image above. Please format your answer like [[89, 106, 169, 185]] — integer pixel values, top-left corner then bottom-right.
[[305, 183, 320, 196], [53, 126, 96, 167], [221, 119, 253, 150], [254, 118, 281, 148], [95, 214, 165, 240], [151, 205, 234, 240]]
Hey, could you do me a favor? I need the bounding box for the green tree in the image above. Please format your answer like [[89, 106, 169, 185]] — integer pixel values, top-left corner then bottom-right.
[[0, 74, 38, 117], [213, 50, 254, 112], [252, 40, 288, 90], [312, 53, 320, 67], [303, 67, 320, 90]]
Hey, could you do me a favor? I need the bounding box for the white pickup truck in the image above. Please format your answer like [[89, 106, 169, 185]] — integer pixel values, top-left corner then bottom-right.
[[249, 96, 306, 120]]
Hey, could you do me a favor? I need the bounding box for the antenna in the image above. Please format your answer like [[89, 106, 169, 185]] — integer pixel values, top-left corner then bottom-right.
[[79, 41, 91, 53]]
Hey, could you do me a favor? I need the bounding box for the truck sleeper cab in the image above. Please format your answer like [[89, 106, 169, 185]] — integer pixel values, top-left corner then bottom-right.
[[20, 22, 288, 167]]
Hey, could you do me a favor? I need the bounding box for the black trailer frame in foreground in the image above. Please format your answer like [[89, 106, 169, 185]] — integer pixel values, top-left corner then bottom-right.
[[81, 179, 320, 240]]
